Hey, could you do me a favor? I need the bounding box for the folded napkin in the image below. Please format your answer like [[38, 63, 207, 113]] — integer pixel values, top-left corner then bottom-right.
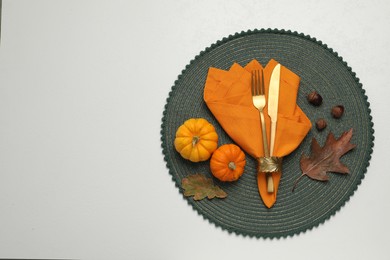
[[203, 59, 312, 208]]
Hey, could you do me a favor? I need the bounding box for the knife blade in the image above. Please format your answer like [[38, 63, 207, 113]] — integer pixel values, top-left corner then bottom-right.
[[268, 64, 281, 156]]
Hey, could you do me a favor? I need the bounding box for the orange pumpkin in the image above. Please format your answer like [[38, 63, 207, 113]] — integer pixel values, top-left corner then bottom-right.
[[174, 118, 218, 162], [210, 144, 246, 182]]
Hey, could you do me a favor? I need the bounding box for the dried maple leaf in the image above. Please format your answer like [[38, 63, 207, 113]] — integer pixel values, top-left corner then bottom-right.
[[293, 128, 356, 191], [181, 173, 227, 200]]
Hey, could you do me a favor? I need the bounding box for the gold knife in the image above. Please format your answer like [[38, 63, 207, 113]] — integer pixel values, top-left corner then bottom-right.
[[268, 64, 281, 156]]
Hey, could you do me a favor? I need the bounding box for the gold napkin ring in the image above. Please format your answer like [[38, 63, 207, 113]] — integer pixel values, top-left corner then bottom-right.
[[258, 157, 283, 172]]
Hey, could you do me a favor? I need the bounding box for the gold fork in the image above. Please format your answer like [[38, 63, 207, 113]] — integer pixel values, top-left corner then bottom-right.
[[251, 69, 274, 193]]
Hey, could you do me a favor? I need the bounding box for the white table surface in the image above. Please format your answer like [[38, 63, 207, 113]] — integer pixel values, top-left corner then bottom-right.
[[0, 0, 389, 259]]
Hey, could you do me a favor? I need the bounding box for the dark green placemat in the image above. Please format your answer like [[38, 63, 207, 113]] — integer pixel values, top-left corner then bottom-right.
[[161, 29, 374, 238]]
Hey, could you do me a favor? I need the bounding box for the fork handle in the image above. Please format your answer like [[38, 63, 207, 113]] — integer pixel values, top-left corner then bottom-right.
[[260, 111, 274, 193]]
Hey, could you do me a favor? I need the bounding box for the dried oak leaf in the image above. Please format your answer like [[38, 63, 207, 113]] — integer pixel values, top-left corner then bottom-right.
[[293, 128, 356, 191], [181, 173, 227, 200]]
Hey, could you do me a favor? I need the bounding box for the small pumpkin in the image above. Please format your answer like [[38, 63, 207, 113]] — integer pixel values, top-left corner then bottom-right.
[[210, 144, 246, 182], [174, 118, 218, 162]]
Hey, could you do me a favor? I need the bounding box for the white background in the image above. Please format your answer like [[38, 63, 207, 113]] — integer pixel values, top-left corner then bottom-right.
[[0, 0, 389, 259]]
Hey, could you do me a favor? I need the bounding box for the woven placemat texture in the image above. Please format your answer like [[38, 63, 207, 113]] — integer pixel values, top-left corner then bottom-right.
[[160, 29, 374, 238]]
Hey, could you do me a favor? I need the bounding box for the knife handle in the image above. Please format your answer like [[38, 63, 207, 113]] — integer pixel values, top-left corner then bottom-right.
[[259, 111, 269, 157], [267, 173, 274, 193], [270, 122, 277, 156]]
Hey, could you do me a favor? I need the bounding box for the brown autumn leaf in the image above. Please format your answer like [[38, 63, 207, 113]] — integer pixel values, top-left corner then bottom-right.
[[181, 173, 227, 200], [293, 128, 356, 191]]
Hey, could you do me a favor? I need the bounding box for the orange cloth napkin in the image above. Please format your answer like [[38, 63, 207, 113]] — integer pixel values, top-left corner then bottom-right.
[[203, 59, 312, 208]]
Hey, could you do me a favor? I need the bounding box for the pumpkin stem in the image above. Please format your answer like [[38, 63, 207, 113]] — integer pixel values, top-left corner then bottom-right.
[[192, 136, 200, 147], [228, 161, 236, 170]]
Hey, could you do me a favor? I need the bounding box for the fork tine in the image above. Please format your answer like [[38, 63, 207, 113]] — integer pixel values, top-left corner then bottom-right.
[[251, 71, 256, 96], [258, 70, 262, 95], [252, 70, 259, 96], [251, 69, 264, 96], [254, 70, 258, 95], [256, 70, 261, 95], [260, 69, 265, 95], [253, 70, 259, 95]]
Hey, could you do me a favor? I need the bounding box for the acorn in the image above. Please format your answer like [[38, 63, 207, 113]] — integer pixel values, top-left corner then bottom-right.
[[331, 105, 344, 119], [315, 118, 327, 131], [307, 91, 323, 106]]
